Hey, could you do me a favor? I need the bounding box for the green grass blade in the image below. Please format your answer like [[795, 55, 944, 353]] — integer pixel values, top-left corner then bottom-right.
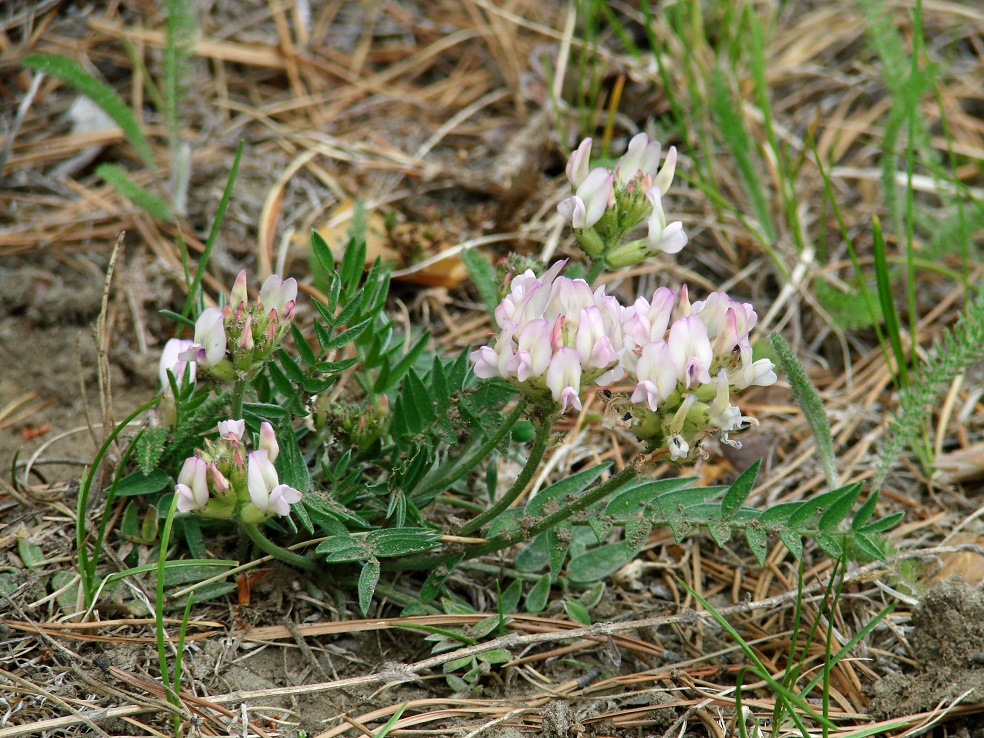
[[165, 0, 197, 215], [709, 66, 776, 242], [97, 164, 173, 221], [179, 140, 244, 321], [21, 53, 155, 170], [871, 215, 908, 386]]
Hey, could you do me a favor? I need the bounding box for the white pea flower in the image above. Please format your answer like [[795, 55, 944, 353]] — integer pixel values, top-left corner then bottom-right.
[[557, 167, 614, 232], [159, 338, 196, 394], [180, 306, 227, 367], [175, 456, 209, 513], [565, 138, 593, 187], [644, 187, 688, 255], [217, 419, 246, 441], [247, 449, 302, 518]]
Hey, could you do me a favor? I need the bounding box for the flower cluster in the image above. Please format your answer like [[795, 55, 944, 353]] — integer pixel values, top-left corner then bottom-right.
[[470, 262, 777, 461], [174, 419, 302, 523], [470, 261, 622, 413], [558, 134, 687, 266], [180, 270, 298, 380]]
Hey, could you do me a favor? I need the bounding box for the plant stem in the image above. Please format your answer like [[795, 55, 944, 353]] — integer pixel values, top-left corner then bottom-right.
[[456, 409, 553, 537], [585, 257, 608, 285], [417, 398, 528, 500], [230, 379, 247, 420], [241, 523, 318, 571], [390, 463, 639, 572], [463, 464, 639, 559]]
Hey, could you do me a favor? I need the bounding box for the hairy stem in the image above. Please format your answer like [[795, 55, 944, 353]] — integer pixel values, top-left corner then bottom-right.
[[585, 257, 609, 285], [230, 379, 247, 420], [456, 409, 553, 537], [464, 464, 639, 559], [242, 523, 318, 571]]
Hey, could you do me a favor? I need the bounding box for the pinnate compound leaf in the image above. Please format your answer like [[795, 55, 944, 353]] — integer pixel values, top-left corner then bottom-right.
[[358, 558, 380, 615], [310, 229, 335, 273], [787, 487, 849, 530], [722, 460, 760, 518], [525, 573, 551, 613], [515, 531, 550, 573], [114, 468, 170, 497], [462, 247, 500, 315], [547, 526, 570, 581]]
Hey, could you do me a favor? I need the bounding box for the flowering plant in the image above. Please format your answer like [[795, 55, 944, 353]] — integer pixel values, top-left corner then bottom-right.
[[81, 141, 894, 623]]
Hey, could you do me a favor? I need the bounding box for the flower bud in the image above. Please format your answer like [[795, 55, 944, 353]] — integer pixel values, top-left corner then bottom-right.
[[230, 269, 249, 309], [258, 421, 279, 463]]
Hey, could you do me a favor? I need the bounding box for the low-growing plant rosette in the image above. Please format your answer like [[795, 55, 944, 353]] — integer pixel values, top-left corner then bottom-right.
[[558, 133, 687, 267], [173, 418, 301, 523], [470, 262, 777, 461], [179, 269, 297, 380]]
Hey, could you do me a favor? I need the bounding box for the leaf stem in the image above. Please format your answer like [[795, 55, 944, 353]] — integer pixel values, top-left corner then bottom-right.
[[456, 408, 553, 537], [464, 464, 639, 559], [241, 523, 318, 571], [417, 398, 528, 501]]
